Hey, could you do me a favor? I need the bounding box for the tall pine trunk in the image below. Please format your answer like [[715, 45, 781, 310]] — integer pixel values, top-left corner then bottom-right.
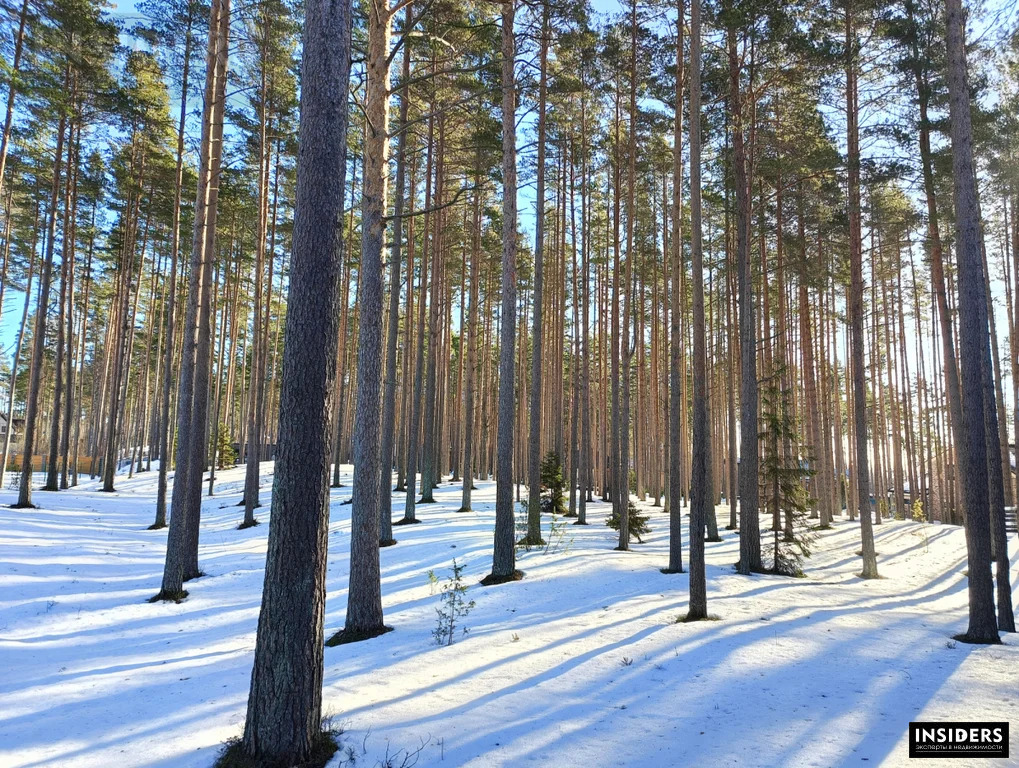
[[240, 0, 352, 754], [846, 1, 878, 579], [157, 0, 230, 597], [15, 78, 67, 509], [340, 0, 391, 639], [943, 0, 999, 642], [525, 3, 550, 547], [380, 10, 412, 541], [730, 30, 759, 574], [687, 0, 709, 616], [485, 0, 519, 584]]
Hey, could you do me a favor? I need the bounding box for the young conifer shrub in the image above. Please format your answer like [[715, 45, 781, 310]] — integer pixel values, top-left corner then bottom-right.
[[433, 559, 475, 646]]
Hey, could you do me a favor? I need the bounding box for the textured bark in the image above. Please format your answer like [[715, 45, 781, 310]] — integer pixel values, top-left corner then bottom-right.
[[903, 0, 965, 526], [616, 0, 638, 552], [151, 13, 190, 525], [158, 0, 229, 596], [567, 160, 580, 518], [798, 192, 829, 527], [380, 12, 411, 541], [610, 87, 622, 534], [402, 112, 433, 523], [16, 90, 66, 509], [44, 119, 76, 491], [525, 4, 550, 546], [459, 158, 482, 513], [242, 25, 274, 526], [487, 0, 518, 582], [846, 3, 878, 578], [730, 30, 759, 574], [687, 0, 708, 616], [666, 0, 685, 573], [240, 0, 351, 757], [419, 116, 444, 504], [578, 91, 591, 525], [343, 0, 390, 637], [60, 130, 81, 489], [943, 0, 999, 642]]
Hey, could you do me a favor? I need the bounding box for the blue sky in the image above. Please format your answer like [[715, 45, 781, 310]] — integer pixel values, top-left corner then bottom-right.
[[1, 0, 1017, 433]]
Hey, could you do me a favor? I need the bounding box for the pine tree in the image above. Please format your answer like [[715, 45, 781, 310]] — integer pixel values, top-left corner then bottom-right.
[[238, 0, 353, 758], [484, 0, 521, 586]]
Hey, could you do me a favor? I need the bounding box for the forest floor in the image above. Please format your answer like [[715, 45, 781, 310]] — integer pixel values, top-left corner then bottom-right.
[[0, 464, 1017, 768]]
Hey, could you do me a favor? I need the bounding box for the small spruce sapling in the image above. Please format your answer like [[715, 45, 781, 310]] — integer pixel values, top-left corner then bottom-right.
[[214, 424, 237, 469], [518, 452, 568, 550], [760, 371, 816, 577], [540, 451, 568, 516], [433, 559, 475, 646], [607, 501, 651, 543]]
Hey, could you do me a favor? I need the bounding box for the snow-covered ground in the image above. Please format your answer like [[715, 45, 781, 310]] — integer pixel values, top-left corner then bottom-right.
[[1, 464, 1017, 768]]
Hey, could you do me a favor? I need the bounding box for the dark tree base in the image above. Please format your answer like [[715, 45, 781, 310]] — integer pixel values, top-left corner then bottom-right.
[[660, 567, 685, 574], [184, 570, 205, 582], [770, 567, 807, 579], [41, 484, 59, 491], [326, 625, 393, 647], [98, 488, 116, 493], [340, 499, 352, 505], [572, 520, 590, 526], [214, 730, 340, 768], [147, 522, 167, 531], [455, 506, 472, 513], [732, 563, 769, 574], [10, 502, 37, 510], [417, 497, 437, 505], [678, 612, 720, 623], [330, 483, 347, 489], [149, 589, 189, 603], [725, 525, 738, 530], [706, 536, 723, 543], [856, 571, 884, 580], [480, 570, 524, 586], [613, 545, 629, 552], [379, 538, 397, 548], [394, 484, 405, 492], [519, 536, 546, 547], [237, 519, 260, 530], [811, 524, 833, 531], [953, 631, 1002, 646], [393, 517, 420, 526]]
